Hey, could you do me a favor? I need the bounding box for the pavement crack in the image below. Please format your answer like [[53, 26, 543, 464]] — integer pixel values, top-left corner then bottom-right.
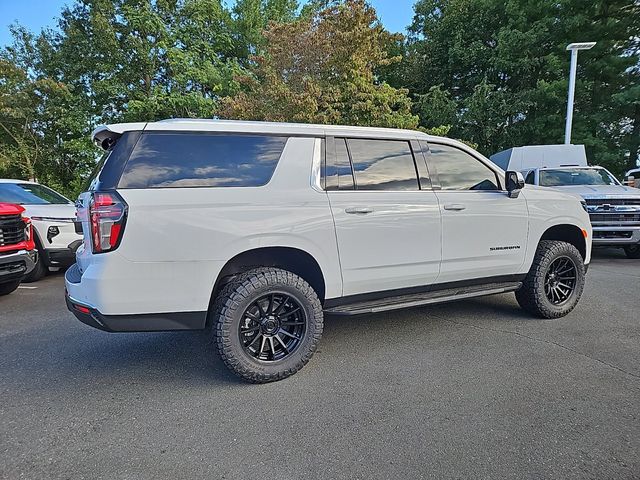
[[443, 319, 640, 381]]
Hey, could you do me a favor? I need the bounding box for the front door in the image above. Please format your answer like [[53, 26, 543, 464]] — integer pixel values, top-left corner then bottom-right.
[[425, 142, 529, 284]]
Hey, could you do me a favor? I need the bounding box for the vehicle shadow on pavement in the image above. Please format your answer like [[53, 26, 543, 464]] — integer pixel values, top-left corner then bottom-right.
[[3, 276, 574, 394], [4, 326, 247, 391], [58, 296, 526, 388], [78, 329, 245, 385]]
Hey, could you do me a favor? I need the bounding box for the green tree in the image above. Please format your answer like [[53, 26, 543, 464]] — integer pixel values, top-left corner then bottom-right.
[[401, 0, 640, 174], [0, 57, 95, 192], [221, 0, 418, 129], [1, 0, 249, 196], [233, 0, 299, 57], [48, 0, 243, 121], [414, 85, 457, 132], [0, 59, 41, 180]]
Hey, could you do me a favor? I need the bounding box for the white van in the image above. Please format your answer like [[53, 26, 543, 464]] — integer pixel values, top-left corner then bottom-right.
[[490, 144, 588, 171]]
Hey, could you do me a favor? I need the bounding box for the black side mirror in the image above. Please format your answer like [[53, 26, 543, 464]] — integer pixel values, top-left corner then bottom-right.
[[505, 171, 525, 198]]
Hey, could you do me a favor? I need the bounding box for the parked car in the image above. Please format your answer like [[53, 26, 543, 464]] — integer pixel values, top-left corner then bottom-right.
[[0, 202, 36, 296], [491, 145, 640, 259], [0, 180, 82, 281], [66, 119, 592, 383]]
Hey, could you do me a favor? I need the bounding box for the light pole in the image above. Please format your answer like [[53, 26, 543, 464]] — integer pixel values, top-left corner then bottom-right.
[[564, 42, 596, 144]]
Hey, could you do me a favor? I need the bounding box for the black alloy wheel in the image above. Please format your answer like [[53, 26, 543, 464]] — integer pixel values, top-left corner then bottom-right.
[[544, 256, 577, 305], [515, 240, 586, 319], [239, 293, 306, 362], [214, 267, 323, 383]]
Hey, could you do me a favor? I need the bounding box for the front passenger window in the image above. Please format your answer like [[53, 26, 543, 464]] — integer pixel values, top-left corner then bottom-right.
[[429, 144, 499, 191], [525, 171, 535, 185]]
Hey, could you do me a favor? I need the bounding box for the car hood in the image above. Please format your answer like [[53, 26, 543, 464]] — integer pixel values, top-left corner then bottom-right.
[[20, 203, 77, 220], [551, 184, 640, 200]]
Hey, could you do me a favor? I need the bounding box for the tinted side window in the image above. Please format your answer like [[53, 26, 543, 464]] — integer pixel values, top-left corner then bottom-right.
[[89, 131, 142, 191], [335, 138, 355, 190], [429, 144, 499, 191], [346, 139, 419, 191], [119, 133, 287, 188]]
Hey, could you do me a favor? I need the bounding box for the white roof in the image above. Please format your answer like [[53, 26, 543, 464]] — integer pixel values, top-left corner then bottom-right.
[[92, 118, 443, 147], [0, 179, 38, 184], [490, 144, 588, 171]]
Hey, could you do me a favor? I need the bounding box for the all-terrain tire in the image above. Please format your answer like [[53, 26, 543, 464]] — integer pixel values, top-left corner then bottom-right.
[[0, 280, 21, 296], [515, 240, 586, 319], [213, 267, 323, 383], [623, 244, 640, 259]]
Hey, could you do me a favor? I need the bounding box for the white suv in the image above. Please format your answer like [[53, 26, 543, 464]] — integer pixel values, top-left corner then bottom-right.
[[0, 180, 82, 281], [65, 119, 592, 383]]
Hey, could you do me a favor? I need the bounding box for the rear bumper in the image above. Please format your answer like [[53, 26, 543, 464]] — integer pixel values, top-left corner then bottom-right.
[[0, 249, 36, 283], [64, 264, 207, 332]]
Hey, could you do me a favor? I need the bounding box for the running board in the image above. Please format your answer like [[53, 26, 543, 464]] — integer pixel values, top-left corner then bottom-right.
[[324, 282, 522, 316]]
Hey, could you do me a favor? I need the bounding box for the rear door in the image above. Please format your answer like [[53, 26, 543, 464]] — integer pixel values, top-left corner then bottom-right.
[[326, 136, 441, 296], [424, 142, 529, 283]]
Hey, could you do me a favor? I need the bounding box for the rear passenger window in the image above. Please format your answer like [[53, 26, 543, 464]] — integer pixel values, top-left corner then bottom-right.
[[335, 138, 355, 190], [346, 139, 419, 191], [119, 133, 287, 188]]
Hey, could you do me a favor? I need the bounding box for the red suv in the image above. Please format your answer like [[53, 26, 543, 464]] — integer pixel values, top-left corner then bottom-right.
[[0, 203, 36, 296]]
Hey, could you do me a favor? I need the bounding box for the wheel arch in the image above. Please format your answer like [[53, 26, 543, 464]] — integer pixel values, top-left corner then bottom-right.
[[209, 246, 326, 317], [539, 224, 587, 260]]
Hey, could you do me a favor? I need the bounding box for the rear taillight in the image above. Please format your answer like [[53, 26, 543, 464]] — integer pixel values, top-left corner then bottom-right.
[[89, 192, 127, 254]]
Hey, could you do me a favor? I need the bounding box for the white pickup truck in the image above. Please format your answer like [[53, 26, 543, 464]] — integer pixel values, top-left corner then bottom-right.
[[65, 120, 592, 382], [491, 145, 640, 259]]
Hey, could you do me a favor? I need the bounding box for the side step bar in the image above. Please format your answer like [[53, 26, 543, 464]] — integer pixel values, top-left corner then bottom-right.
[[324, 282, 522, 316]]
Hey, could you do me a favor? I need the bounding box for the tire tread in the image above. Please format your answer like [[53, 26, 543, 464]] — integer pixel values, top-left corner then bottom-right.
[[516, 240, 585, 319], [213, 267, 323, 383]]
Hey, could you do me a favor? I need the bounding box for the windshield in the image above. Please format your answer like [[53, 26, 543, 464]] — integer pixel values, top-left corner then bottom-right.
[[0, 183, 71, 205], [539, 168, 619, 187]]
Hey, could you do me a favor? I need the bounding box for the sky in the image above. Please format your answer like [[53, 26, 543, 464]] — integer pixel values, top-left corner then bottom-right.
[[0, 0, 416, 47]]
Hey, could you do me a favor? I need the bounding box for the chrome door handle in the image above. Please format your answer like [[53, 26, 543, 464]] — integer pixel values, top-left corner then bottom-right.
[[443, 204, 466, 211], [345, 207, 374, 215]]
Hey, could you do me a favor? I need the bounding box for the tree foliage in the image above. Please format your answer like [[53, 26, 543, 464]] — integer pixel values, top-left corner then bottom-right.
[[233, 0, 300, 56], [0, 53, 95, 193], [1, 0, 249, 195], [1, 0, 638, 197], [398, 0, 640, 173], [221, 0, 418, 129]]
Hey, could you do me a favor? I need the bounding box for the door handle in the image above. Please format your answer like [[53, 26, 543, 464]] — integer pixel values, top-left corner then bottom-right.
[[443, 204, 466, 211], [345, 207, 374, 215]]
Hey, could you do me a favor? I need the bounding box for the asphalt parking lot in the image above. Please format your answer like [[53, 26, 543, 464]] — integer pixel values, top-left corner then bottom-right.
[[1, 250, 639, 480]]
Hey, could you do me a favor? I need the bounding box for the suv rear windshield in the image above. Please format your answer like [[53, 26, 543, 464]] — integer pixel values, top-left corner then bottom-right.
[[0, 183, 71, 205], [119, 133, 288, 188]]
